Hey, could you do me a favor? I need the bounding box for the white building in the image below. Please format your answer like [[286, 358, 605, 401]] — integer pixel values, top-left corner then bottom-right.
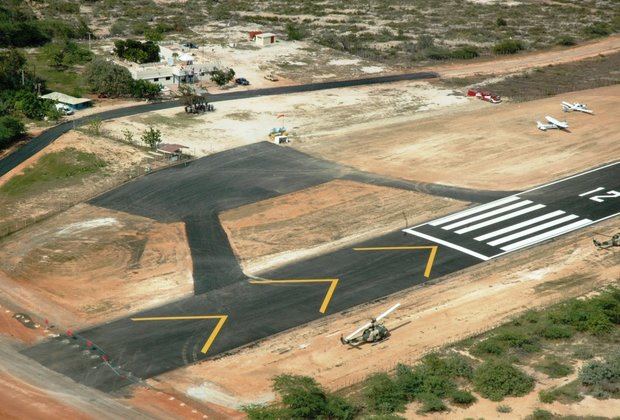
[[255, 33, 276, 47], [40, 92, 92, 111]]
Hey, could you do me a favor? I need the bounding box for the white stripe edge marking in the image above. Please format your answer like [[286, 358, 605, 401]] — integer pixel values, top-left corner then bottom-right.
[[501, 219, 593, 251], [455, 204, 546, 235], [488, 214, 579, 246], [578, 187, 605, 197], [404, 229, 490, 261], [443, 200, 532, 231], [474, 210, 566, 241], [429, 196, 520, 226]]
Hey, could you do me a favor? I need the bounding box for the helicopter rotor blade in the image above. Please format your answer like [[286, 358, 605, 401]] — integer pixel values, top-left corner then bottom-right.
[[376, 303, 401, 322]]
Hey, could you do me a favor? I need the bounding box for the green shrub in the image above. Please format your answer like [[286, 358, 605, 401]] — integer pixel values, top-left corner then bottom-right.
[[535, 358, 573, 378], [497, 404, 512, 413], [451, 46, 479, 59], [496, 330, 541, 353], [584, 23, 611, 38], [549, 299, 615, 336], [496, 17, 507, 27], [364, 373, 407, 414], [473, 360, 535, 401], [113, 39, 160, 64], [537, 323, 574, 339], [572, 346, 594, 360], [416, 392, 447, 413], [473, 338, 505, 356], [556, 35, 576, 46], [493, 39, 524, 55], [395, 364, 424, 398], [451, 389, 476, 405], [0, 115, 25, 149], [538, 389, 555, 403], [285, 22, 307, 41], [243, 403, 290, 419], [527, 408, 553, 420], [578, 352, 620, 396], [425, 47, 451, 60]]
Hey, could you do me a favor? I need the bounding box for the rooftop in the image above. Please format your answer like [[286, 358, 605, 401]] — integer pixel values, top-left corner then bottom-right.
[[40, 92, 92, 105]]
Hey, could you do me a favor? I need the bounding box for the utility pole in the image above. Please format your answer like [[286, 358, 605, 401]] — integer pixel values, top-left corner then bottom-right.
[[21, 69, 25, 86]]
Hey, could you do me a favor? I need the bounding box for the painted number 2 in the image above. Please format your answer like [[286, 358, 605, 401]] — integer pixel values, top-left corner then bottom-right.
[[579, 187, 620, 203]]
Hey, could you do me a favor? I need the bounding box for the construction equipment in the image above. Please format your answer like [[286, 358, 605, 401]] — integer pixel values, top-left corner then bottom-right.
[[341, 303, 400, 346], [593, 233, 620, 250]]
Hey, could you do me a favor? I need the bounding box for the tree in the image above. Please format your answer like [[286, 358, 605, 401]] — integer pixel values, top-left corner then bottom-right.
[[131, 79, 162, 101], [0, 115, 25, 149], [86, 118, 103, 136], [141, 126, 162, 150], [210, 67, 235, 86], [84, 58, 134, 97], [285, 22, 307, 41], [114, 39, 160, 63], [122, 129, 134, 144]]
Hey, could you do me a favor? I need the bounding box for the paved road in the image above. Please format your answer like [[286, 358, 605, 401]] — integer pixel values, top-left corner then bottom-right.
[[21, 149, 618, 392], [0, 71, 437, 178]]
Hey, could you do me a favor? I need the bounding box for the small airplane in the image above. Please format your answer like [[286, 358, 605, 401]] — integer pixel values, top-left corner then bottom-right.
[[537, 115, 569, 131], [562, 101, 593, 114]]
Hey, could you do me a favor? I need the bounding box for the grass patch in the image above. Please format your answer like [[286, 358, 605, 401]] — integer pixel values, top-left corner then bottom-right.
[[27, 49, 90, 97], [535, 356, 574, 378], [0, 147, 106, 197]]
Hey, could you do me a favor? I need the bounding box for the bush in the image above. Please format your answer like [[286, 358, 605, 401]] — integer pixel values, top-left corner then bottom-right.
[[416, 34, 434, 50], [0, 115, 25, 149], [395, 364, 424, 398], [285, 22, 307, 41], [578, 353, 620, 397], [527, 408, 553, 420], [493, 39, 524, 55], [497, 404, 512, 413], [538, 389, 555, 403], [473, 360, 535, 401], [556, 35, 576, 46], [425, 47, 451, 60], [417, 392, 447, 413], [496, 17, 507, 27], [496, 330, 541, 353], [548, 299, 615, 336], [584, 23, 611, 38], [141, 126, 162, 150], [210, 67, 235, 86], [85, 58, 134, 97], [131, 79, 162, 101], [451, 46, 479, 59], [114, 39, 160, 64], [535, 358, 573, 378], [243, 403, 290, 419], [451, 389, 476, 405], [537, 323, 574, 339], [473, 338, 505, 356], [364, 373, 407, 414]]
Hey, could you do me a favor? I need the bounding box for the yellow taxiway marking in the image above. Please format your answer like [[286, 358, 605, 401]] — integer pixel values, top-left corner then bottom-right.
[[249, 278, 339, 314], [131, 315, 228, 354], [353, 245, 438, 278]]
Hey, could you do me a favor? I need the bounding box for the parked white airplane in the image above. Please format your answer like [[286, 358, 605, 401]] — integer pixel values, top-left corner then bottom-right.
[[561, 101, 593, 114], [537, 115, 569, 131]]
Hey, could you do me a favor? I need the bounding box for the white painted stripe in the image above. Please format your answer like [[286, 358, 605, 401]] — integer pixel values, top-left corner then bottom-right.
[[443, 200, 533, 231], [578, 187, 605, 197], [455, 204, 546, 234], [403, 229, 490, 261], [488, 214, 579, 246], [474, 210, 566, 241], [522, 161, 618, 194], [429, 196, 521, 226], [501, 219, 593, 251]]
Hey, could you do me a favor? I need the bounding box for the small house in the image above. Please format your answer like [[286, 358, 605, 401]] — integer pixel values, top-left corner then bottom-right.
[[255, 33, 276, 47], [40, 92, 92, 111]]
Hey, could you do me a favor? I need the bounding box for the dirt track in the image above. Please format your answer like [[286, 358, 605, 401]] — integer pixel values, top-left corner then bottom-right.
[[429, 34, 620, 78]]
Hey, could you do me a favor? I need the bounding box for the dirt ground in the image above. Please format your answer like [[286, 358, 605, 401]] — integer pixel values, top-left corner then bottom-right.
[[0, 204, 193, 328], [105, 80, 478, 157], [295, 84, 620, 191], [0, 131, 156, 238], [220, 179, 468, 274], [154, 219, 619, 410]]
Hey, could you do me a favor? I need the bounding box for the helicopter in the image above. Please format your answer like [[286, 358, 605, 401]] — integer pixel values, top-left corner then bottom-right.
[[341, 303, 400, 346], [593, 233, 620, 250]]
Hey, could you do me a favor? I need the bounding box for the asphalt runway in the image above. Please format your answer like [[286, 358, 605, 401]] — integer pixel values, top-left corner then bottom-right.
[[21, 145, 617, 392], [0, 71, 437, 178]]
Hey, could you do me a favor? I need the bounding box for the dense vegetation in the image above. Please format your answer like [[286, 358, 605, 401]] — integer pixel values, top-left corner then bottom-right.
[[0, 0, 89, 48], [113, 39, 160, 64], [244, 287, 620, 418], [84, 59, 161, 99]]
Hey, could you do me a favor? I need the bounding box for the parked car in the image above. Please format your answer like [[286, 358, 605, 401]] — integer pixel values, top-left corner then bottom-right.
[[235, 77, 250, 86], [55, 103, 74, 115], [264, 73, 279, 82], [183, 42, 198, 49]]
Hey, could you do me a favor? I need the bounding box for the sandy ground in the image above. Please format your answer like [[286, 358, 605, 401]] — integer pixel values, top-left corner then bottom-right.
[[0, 204, 193, 328], [104, 80, 478, 158], [0, 303, 48, 345], [220, 179, 468, 274], [154, 219, 619, 409], [0, 131, 156, 238], [430, 34, 620, 79], [295, 85, 620, 191]]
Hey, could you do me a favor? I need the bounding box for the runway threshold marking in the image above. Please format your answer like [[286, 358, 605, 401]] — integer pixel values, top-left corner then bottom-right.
[[249, 278, 339, 313], [353, 246, 439, 278], [131, 315, 228, 354]]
